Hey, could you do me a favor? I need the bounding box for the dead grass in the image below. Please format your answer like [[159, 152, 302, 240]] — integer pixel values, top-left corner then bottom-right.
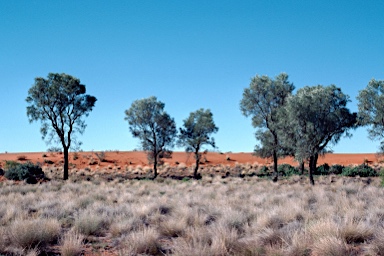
[[0, 169, 384, 255], [60, 231, 84, 256]]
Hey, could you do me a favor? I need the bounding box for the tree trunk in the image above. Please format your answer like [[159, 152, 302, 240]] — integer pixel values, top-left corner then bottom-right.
[[300, 161, 305, 175], [194, 152, 200, 179], [309, 154, 318, 186], [272, 150, 278, 182], [153, 155, 158, 179], [63, 147, 69, 180]]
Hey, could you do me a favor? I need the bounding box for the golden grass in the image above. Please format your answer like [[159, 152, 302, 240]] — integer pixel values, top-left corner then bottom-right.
[[0, 169, 384, 255]]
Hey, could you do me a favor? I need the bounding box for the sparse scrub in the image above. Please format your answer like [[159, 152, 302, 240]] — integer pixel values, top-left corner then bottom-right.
[[342, 164, 377, 177]]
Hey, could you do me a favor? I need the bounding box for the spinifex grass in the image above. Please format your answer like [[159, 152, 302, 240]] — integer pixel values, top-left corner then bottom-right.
[[0, 172, 383, 255]]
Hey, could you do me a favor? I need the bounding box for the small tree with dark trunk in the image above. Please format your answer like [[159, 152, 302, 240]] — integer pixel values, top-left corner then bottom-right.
[[240, 73, 294, 182], [26, 73, 97, 180], [282, 85, 357, 185], [178, 109, 218, 179], [124, 96, 176, 179]]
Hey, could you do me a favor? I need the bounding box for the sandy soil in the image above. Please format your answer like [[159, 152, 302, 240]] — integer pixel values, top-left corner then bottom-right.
[[0, 151, 380, 170]]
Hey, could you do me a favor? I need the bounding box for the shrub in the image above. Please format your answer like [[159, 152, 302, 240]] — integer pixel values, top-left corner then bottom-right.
[[380, 169, 384, 187], [315, 163, 330, 175], [4, 161, 45, 183], [278, 164, 300, 176], [329, 164, 344, 175], [341, 164, 377, 177], [95, 151, 106, 162], [257, 166, 269, 177], [17, 155, 27, 161]]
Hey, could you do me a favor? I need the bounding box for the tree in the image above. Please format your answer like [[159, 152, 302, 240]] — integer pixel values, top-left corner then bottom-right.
[[26, 73, 97, 180], [357, 79, 384, 152], [282, 85, 357, 185], [178, 108, 218, 179], [240, 73, 295, 181], [124, 96, 177, 179]]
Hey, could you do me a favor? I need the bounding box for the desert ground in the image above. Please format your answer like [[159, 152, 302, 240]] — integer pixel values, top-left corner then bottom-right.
[[1, 151, 384, 255], [0, 151, 379, 170]]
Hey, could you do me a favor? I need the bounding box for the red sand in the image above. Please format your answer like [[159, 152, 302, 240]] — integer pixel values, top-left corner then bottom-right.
[[0, 151, 380, 169]]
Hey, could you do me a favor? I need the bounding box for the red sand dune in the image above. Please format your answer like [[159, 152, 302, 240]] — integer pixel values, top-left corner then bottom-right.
[[0, 151, 380, 170]]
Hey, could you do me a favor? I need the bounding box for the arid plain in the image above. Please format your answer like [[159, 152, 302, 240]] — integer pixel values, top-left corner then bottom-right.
[[1, 151, 384, 256]]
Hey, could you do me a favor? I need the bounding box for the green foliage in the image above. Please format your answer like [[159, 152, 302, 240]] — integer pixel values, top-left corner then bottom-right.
[[178, 108, 218, 179], [26, 73, 97, 180], [124, 96, 177, 178], [4, 161, 45, 183], [178, 108, 218, 153], [240, 73, 294, 160], [315, 163, 330, 175], [282, 85, 357, 185], [278, 164, 300, 176], [341, 164, 377, 177], [357, 79, 384, 153], [26, 73, 97, 147]]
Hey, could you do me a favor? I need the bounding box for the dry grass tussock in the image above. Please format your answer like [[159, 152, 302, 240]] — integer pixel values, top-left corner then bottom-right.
[[1, 173, 384, 255]]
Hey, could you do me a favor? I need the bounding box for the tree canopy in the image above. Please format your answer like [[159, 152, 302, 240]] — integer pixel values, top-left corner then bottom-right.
[[282, 85, 357, 185], [178, 108, 218, 179], [26, 73, 97, 180], [357, 79, 384, 152], [240, 73, 294, 181], [124, 96, 177, 179]]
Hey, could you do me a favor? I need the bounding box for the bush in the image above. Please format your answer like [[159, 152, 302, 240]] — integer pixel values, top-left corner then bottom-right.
[[4, 161, 45, 183], [341, 164, 377, 177], [315, 163, 330, 175], [329, 164, 344, 175], [257, 166, 269, 177], [278, 164, 301, 176], [379, 169, 384, 187]]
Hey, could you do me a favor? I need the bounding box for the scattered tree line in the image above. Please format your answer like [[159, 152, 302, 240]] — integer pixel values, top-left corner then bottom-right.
[[240, 73, 384, 185], [25, 72, 384, 184]]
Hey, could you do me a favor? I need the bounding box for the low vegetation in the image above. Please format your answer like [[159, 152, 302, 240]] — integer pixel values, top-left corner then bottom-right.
[[0, 162, 384, 255]]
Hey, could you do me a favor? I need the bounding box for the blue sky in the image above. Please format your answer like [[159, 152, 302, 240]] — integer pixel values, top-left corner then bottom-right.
[[1, 0, 383, 153]]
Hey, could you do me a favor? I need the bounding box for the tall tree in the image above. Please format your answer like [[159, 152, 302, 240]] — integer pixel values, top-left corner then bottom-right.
[[283, 85, 357, 185], [124, 96, 176, 179], [178, 108, 218, 179], [240, 73, 294, 181], [357, 79, 384, 152], [26, 73, 97, 180]]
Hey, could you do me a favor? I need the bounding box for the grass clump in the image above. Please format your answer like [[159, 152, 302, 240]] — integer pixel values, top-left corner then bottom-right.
[[7, 218, 60, 250], [60, 231, 84, 256]]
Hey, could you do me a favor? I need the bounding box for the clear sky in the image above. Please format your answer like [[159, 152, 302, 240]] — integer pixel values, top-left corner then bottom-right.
[[1, 0, 383, 153]]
